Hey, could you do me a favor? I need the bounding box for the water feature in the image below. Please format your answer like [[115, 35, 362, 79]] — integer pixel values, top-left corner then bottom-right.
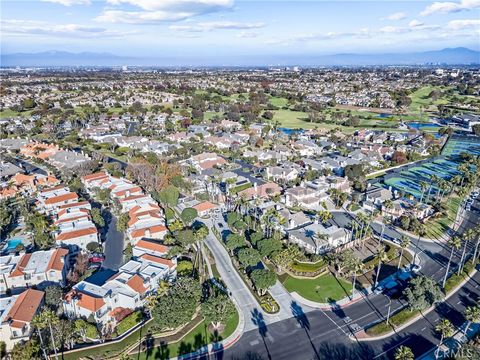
[[406, 122, 443, 130], [278, 127, 305, 136]]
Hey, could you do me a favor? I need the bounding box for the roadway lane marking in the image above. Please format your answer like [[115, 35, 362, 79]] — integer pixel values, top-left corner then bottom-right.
[[250, 340, 259, 346], [421, 327, 426, 331], [320, 309, 350, 337], [373, 337, 410, 359]]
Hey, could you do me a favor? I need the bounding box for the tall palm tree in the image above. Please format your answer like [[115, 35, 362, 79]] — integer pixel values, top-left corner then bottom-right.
[[419, 181, 427, 203], [394, 345, 414, 360], [32, 309, 59, 360], [398, 236, 411, 269], [350, 257, 364, 299], [374, 247, 389, 289], [464, 305, 480, 336], [471, 225, 480, 263], [413, 224, 426, 266], [442, 236, 462, 288], [458, 229, 475, 275], [434, 319, 454, 359]]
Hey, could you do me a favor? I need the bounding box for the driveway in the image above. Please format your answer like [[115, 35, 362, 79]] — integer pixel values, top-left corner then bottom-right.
[[102, 214, 125, 271]]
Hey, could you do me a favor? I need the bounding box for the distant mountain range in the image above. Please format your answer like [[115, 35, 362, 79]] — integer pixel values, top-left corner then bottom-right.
[[1, 47, 479, 67]]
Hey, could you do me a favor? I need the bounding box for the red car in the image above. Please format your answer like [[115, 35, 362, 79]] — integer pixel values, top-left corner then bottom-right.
[[89, 256, 104, 263]]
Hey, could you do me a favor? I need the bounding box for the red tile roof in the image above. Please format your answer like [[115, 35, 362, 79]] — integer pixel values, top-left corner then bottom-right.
[[56, 227, 97, 241], [6, 289, 44, 327]]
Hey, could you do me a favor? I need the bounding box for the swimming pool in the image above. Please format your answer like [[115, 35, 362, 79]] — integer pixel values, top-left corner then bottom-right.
[[5, 239, 22, 251]]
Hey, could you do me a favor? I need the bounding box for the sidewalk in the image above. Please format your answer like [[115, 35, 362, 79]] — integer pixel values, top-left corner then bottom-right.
[[356, 267, 478, 341], [290, 289, 368, 310]]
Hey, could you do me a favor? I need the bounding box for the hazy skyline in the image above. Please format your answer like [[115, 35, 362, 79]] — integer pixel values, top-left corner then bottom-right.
[[2, 0, 480, 59]]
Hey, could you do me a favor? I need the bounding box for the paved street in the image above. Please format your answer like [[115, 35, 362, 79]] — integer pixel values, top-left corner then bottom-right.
[[195, 205, 480, 360], [102, 213, 125, 271]]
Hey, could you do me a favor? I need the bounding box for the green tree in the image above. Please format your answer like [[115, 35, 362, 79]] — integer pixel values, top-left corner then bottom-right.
[[151, 277, 202, 332], [74, 318, 98, 341], [201, 292, 235, 331], [10, 339, 40, 360], [250, 269, 276, 295], [257, 238, 283, 258], [117, 213, 130, 232], [90, 208, 105, 228], [435, 319, 454, 358], [180, 207, 198, 225], [394, 345, 414, 360], [272, 245, 301, 269], [177, 260, 194, 276], [464, 305, 480, 335], [45, 285, 63, 309], [176, 229, 196, 248], [404, 275, 443, 311], [32, 308, 60, 360], [157, 185, 180, 208], [442, 236, 462, 288], [226, 233, 246, 254], [398, 236, 411, 269], [237, 248, 261, 268]]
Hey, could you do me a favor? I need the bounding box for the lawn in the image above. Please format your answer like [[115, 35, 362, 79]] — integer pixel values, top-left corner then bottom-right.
[[409, 85, 450, 113], [134, 311, 239, 360], [282, 273, 352, 303], [0, 108, 32, 118], [269, 96, 289, 108], [424, 195, 462, 239]]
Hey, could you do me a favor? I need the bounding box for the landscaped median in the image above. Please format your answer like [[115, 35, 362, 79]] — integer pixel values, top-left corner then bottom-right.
[[362, 260, 478, 339]]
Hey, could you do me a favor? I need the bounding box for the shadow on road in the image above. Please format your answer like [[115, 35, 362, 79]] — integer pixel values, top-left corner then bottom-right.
[[251, 308, 271, 360], [317, 341, 376, 360], [291, 301, 320, 360]]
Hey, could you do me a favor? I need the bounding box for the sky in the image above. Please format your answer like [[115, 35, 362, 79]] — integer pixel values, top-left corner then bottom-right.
[[1, 0, 479, 57]]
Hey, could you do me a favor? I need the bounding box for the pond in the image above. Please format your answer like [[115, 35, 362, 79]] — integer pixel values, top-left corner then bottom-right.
[[377, 113, 392, 118], [278, 127, 305, 136], [407, 122, 443, 130]]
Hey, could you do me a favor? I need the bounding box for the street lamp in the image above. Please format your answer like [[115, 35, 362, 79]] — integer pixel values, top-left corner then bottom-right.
[[384, 294, 392, 325]]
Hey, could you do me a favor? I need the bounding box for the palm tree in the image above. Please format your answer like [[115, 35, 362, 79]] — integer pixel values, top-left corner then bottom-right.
[[458, 229, 475, 275], [350, 257, 364, 299], [394, 345, 414, 360], [464, 305, 480, 336], [374, 247, 389, 289], [419, 181, 428, 203], [317, 210, 332, 225], [398, 236, 411, 269], [442, 236, 462, 288], [434, 319, 454, 359], [32, 309, 59, 360], [471, 225, 480, 263], [412, 224, 426, 266]]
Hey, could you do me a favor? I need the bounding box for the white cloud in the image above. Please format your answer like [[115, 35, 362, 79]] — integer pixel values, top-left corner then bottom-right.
[[237, 31, 259, 38], [380, 26, 407, 33], [1, 19, 132, 38], [447, 19, 480, 29], [170, 21, 264, 32], [421, 0, 480, 16], [42, 0, 91, 5], [384, 12, 407, 20], [409, 19, 424, 27], [97, 0, 234, 24]]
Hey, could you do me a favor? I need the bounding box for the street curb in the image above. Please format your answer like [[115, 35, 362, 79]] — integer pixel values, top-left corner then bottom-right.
[[355, 268, 478, 342]]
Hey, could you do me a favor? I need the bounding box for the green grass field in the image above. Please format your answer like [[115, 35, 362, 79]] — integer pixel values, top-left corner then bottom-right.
[[409, 86, 450, 113], [282, 274, 352, 303], [134, 311, 239, 360], [424, 195, 462, 239]]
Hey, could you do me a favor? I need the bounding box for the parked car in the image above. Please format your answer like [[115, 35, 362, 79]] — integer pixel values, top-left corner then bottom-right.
[[89, 256, 104, 263]]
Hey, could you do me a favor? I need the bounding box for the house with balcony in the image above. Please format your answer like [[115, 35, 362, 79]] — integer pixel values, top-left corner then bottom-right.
[[287, 221, 351, 254]]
